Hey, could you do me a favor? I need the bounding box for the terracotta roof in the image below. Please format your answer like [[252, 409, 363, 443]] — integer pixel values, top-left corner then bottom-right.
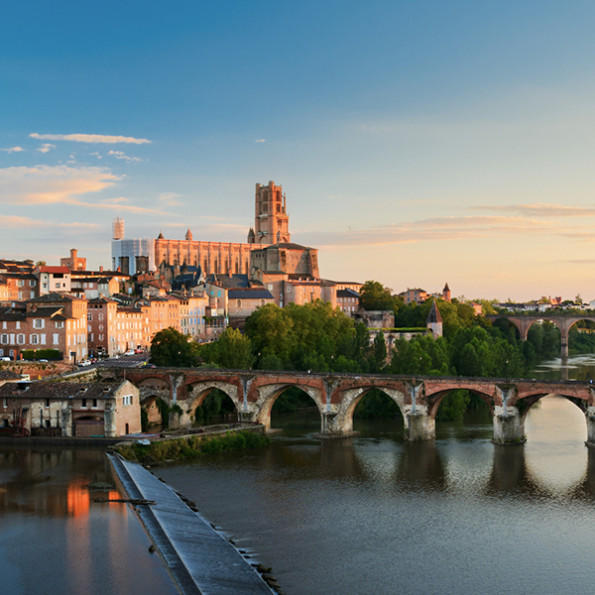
[[39, 266, 71, 274]]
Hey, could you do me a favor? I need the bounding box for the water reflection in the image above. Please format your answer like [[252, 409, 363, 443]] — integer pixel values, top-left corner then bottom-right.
[[0, 447, 177, 595]]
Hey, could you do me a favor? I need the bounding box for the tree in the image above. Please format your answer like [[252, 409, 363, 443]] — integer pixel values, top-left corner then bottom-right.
[[150, 327, 200, 367], [208, 328, 254, 369], [359, 280, 396, 311]]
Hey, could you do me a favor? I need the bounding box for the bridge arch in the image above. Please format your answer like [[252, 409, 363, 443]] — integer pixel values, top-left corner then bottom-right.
[[330, 385, 408, 435], [183, 381, 241, 426], [426, 388, 494, 419], [252, 382, 324, 431]]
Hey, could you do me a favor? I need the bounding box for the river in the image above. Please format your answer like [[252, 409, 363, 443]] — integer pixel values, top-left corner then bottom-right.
[[0, 447, 177, 594], [157, 394, 595, 595]]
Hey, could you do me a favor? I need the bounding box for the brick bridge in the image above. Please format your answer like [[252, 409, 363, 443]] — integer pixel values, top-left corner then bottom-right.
[[489, 314, 595, 359], [99, 367, 595, 446]]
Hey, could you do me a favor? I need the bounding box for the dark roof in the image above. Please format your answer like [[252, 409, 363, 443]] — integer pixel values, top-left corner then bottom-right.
[[0, 381, 125, 400], [426, 300, 443, 324], [228, 288, 274, 300], [337, 288, 360, 299], [206, 274, 251, 289], [0, 370, 23, 381]]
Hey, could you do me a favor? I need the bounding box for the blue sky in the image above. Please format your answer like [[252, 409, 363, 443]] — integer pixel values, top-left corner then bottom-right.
[[3, 1, 595, 301]]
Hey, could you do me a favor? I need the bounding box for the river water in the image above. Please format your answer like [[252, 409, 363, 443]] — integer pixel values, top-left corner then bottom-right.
[[0, 447, 177, 594], [158, 395, 595, 595]]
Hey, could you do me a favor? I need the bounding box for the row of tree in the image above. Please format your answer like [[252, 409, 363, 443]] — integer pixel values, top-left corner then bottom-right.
[[151, 294, 563, 379]]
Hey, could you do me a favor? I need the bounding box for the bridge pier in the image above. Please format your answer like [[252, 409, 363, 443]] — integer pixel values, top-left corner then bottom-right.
[[585, 407, 595, 447], [404, 410, 435, 441], [492, 406, 526, 445]]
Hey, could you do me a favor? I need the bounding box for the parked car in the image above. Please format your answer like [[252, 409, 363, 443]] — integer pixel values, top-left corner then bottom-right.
[[123, 350, 135, 356], [0, 356, 11, 361], [78, 359, 92, 367]]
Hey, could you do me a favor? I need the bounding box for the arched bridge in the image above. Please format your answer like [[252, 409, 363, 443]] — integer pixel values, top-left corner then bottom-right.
[[489, 313, 595, 359], [100, 367, 595, 446]]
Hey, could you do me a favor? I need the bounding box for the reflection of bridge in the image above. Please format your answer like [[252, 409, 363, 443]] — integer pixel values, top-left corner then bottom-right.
[[100, 367, 595, 446], [488, 314, 595, 359]]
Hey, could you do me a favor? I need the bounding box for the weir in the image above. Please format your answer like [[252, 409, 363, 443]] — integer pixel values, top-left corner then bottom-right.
[[107, 453, 275, 595]]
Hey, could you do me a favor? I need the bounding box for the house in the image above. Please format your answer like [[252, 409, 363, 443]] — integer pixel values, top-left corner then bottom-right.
[[0, 379, 141, 437]]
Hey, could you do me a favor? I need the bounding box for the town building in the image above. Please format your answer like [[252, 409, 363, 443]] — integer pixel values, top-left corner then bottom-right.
[[0, 293, 87, 362], [0, 379, 140, 437]]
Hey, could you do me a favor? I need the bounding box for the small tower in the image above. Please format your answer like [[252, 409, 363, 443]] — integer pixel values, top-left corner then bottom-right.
[[112, 217, 125, 240], [185, 228, 193, 241], [443, 283, 451, 302], [426, 300, 443, 339]]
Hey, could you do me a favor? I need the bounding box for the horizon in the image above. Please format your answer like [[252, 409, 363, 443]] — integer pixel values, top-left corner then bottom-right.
[[3, 2, 595, 303]]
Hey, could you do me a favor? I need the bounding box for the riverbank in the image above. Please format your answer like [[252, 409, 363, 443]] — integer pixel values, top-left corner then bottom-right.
[[112, 425, 270, 466]]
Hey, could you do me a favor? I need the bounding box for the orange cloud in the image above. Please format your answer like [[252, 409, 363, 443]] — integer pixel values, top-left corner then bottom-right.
[[29, 133, 151, 144]]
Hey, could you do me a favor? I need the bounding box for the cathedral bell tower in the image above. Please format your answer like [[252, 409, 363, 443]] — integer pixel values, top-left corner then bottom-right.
[[252, 181, 290, 245]]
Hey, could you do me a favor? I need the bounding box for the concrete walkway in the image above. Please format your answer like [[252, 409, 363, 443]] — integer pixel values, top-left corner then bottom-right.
[[108, 454, 275, 595]]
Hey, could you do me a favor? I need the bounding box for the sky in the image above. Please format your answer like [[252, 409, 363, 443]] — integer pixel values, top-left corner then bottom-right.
[[3, 1, 595, 302]]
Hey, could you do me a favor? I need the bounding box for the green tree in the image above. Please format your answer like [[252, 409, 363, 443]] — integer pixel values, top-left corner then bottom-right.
[[150, 327, 199, 367], [359, 280, 396, 311], [207, 327, 254, 369]]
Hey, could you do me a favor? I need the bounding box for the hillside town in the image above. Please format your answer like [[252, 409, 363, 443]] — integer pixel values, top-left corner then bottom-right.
[[0, 181, 461, 364]]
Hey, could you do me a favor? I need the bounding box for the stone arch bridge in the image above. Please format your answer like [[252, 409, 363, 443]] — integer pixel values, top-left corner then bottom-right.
[[489, 314, 595, 359], [99, 367, 595, 446]]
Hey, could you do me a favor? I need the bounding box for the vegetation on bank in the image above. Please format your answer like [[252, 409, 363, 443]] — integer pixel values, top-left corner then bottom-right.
[[114, 430, 270, 465]]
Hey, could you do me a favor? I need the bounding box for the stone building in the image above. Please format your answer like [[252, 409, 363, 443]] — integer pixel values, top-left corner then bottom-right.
[[0, 379, 140, 437]]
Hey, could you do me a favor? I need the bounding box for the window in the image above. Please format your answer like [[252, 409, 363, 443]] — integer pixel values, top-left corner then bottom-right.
[[16, 334, 25, 345], [53, 333, 59, 345], [92, 399, 98, 408], [55, 321, 64, 329], [30, 334, 39, 345], [1, 334, 7, 344], [81, 399, 87, 408], [122, 395, 133, 406], [33, 319, 44, 329]]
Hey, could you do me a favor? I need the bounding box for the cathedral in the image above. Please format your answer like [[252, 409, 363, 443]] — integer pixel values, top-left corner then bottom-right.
[[112, 181, 318, 280]]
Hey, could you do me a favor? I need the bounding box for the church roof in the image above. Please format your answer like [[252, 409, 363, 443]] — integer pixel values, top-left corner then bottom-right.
[[426, 300, 443, 324]]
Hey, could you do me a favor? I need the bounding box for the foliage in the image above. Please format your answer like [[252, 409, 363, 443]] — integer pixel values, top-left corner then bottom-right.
[[359, 280, 398, 311], [21, 349, 62, 360], [245, 301, 367, 372], [115, 430, 270, 464], [199, 328, 254, 369], [150, 327, 200, 367]]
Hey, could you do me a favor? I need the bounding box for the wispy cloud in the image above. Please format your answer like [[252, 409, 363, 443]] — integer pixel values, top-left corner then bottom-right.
[[0, 214, 101, 229], [37, 143, 55, 154], [29, 132, 151, 144], [301, 207, 595, 249], [0, 165, 120, 205], [0, 146, 25, 153], [254, 138, 266, 143], [472, 203, 595, 217], [159, 192, 182, 207], [108, 149, 142, 162]]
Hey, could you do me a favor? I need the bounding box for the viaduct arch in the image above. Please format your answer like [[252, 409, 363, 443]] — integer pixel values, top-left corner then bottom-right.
[[101, 367, 595, 446], [488, 314, 595, 359]]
